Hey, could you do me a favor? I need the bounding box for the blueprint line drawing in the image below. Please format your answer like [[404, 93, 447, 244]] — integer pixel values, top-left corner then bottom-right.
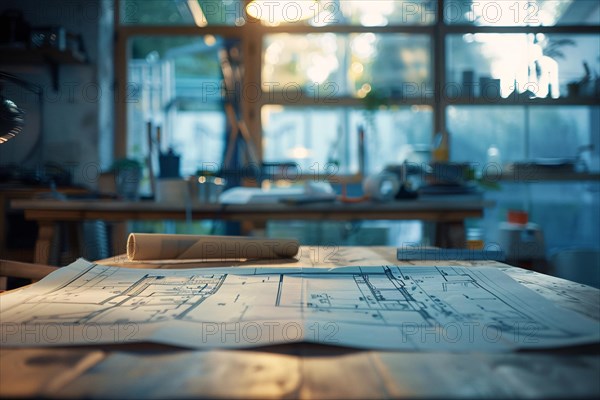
[[1, 259, 598, 351]]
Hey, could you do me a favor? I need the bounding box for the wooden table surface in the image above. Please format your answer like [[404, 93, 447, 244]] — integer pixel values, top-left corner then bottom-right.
[[11, 196, 491, 222], [1, 246, 598, 399], [11, 197, 492, 264]]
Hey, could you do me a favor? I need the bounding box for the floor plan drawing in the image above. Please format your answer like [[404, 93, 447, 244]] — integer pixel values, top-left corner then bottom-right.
[[1, 259, 598, 351]]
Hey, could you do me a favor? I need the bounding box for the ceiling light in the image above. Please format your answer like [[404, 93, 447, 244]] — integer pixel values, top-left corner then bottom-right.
[[187, 0, 208, 27]]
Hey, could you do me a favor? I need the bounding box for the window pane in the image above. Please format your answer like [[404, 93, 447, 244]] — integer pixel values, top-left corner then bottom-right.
[[335, 0, 436, 26], [448, 106, 526, 165], [263, 33, 431, 98], [446, 34, 600, 99], [528, 106, 599, 161], [448, 105, 599, 166], [444, 0, 600, 26], [127, 36, 227, 184], [245, 0, 436, 26], [121, 0, 243, 26], [262, 105, 432, 175], [365, 106, 433, 173]]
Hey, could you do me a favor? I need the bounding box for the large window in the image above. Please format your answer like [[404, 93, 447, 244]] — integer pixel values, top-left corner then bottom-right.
[[115, 0, 600, 248], [117, 0, 599, 175], [117, 0, 442, 176], [437, 0, 600, 256]]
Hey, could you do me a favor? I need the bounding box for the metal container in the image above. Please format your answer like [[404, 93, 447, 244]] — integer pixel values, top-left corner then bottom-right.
[[189, 175, 227, 204]]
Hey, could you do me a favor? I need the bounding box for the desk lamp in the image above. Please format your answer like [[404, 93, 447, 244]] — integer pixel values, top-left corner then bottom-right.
[[0, 71, 41, 144]]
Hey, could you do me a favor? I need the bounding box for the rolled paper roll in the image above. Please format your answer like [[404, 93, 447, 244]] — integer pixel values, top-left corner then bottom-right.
[[127, 233, 299, 261]]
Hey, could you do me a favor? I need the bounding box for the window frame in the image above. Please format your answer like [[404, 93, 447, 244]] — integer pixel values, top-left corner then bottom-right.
[[114, 0, 600, 179]]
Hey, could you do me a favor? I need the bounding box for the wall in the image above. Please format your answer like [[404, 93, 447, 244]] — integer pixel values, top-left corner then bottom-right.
[[0, 0, 113, 186]]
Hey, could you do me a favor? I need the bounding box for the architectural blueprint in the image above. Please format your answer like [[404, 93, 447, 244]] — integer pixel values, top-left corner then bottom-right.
[[1, 259, 598, 351]]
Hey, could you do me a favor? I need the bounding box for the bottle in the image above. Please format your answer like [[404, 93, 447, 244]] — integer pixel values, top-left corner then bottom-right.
[[466, 227, 484, 250], [358, 125, 366, 175], [431, 131, 449, 162]]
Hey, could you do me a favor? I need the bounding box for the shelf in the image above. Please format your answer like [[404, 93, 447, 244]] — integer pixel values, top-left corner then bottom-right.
[[483, 166, 600, 183], [0, 47, 87, 90], [262, 92, 436, 107], [441, 25, 600, 35], [0, 47, 86, 64], [441, 96, 600, 107]]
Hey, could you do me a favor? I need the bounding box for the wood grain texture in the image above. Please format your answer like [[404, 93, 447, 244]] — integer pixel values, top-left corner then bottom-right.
[[377, 353, 600, 398], [13, 199, 490, 263], [56, 350, 301, 399], [49, 350, 600, 399], [2, 247, 598, 399], [0, 349, 104, 398]]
